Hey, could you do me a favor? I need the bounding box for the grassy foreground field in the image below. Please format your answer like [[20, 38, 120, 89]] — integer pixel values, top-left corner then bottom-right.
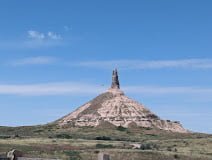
[[0, 125, 212, 160]]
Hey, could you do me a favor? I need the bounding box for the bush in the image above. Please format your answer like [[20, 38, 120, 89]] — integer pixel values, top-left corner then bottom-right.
[[140, 143, 159, 150], [174, 154, 179, 159], [94, 150, 100, 154], [167, 146, 172, 151], [64, 151, 82, 160], [33, 129, 44, 133], [96, 144, 113, 148], [95, 136, 111, 141], [0, 135, 10, 139], [56, 133, 72, 139], [117, 126, 127, 131], [140, 143, 152, 150]]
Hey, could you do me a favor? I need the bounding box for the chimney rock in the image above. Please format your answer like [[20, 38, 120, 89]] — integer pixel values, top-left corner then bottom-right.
[[111, 69, 120, 89]]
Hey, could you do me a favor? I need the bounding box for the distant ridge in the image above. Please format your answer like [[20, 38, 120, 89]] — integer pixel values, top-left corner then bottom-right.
[[58, 69, 188, 133]]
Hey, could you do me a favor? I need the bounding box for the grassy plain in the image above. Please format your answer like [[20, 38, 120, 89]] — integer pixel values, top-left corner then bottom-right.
[[0, 125, 212, 160]]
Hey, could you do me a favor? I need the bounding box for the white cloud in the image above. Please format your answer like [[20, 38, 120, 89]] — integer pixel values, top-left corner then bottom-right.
[[26, 30, 62, 48], [28, 30, 62, 41], [0, 39, 63, 49], [0, 82, 212, 96], [7, 58, 212, 69], [28, 30, 45, 40], [9, 56, 58, 66], [47, 32, 62, 40], [0, 82, 105, 96], [123, 86, 212, 94], [72, 59, 212, 70], [0, 30, 63, 50]]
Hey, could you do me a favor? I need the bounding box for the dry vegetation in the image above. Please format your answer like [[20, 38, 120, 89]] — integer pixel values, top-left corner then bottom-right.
[[0, 124, 212, 160]]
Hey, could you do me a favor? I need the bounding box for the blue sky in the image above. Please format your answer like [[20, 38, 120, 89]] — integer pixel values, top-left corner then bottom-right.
[[0, 0, 212, 133]]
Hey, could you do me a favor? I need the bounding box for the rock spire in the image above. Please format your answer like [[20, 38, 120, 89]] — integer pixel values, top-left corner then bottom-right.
[[111, 69, 120, 89], [58, 69, 188, 133]]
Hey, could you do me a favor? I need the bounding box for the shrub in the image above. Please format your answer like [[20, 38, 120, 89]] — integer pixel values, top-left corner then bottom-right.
[[64, 151, 82, 160], [140, 143, 152, 150], [56, 133, 72, 139], [140, 143, 159, 150], [0, 135, 10, 139], [33, 129, 44, 133], [167, 146, 172, 151], [94, 150, 100, 154], [96, 144, 113, 148], [174, 154, 179, 159], [117, 126, 127, 131], [145, 127, 152, 130], [95, 136, 111, 141]]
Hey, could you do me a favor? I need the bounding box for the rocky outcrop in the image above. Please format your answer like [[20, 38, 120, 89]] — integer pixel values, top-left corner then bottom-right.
[[7, 149, 23, 160], [58, 69, 188, 133], [111, 69, 120, 89]]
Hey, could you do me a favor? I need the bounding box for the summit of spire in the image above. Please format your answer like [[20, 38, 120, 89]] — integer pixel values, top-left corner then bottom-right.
[[111, 69, 120, 89]]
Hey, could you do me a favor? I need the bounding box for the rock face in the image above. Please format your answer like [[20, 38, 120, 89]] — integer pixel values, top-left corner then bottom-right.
[[59, 69, 188, 133], [111, 69, 120, 89]]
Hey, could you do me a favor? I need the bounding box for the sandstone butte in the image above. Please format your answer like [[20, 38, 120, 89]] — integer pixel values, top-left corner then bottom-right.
[[58, 69, 188, 133]]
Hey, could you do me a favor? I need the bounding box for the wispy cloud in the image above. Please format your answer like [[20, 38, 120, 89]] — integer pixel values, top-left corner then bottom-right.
[[123, 86, 212, 94], [72, 59, 212, 70], [28, 30, 62, 41], [0, 82, 105, 96], [9, 56, 58, 66], [26, 30, 63, 48], [7, 58, 212, 69], [0, 82, 212, 96], [0, 30, 63, 50], [28, 30, 45, 40], [47, 32, 62, 40]]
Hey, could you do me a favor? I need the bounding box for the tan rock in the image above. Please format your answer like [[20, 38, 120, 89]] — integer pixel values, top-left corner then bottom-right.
[[58, 69, 188, 133]]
